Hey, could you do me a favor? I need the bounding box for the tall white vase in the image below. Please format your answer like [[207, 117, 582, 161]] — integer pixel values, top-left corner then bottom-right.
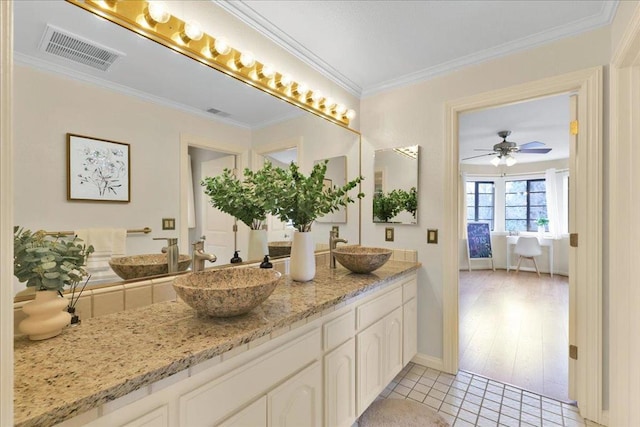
[[290, 231, 315, 282], [248, 229, 268, 261], [19, 290, 71, 340]]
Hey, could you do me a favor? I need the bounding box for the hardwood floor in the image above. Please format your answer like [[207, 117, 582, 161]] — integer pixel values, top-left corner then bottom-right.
[[458, 269, 570, 402]]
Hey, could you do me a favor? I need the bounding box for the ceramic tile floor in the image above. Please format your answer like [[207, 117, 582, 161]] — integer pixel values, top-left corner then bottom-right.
[[377, 362, 587, 427]]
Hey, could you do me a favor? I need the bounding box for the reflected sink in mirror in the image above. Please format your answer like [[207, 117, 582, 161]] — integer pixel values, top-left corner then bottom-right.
[[173, 268, 282, 317], [109, 254, 192, 280], [332, 246, 393, 274], [268, 241, 292, 258]]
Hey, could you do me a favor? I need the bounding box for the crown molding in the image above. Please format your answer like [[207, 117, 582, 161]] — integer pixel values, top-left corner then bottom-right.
[[216, 0, 617, 99], [214, 0, 362, 97], [362, 1, 618, 97], [14, 52, 253, 130]]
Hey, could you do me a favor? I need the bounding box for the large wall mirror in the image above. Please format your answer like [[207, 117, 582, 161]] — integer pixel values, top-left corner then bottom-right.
[[373, 145, 419, 224], [12, 1, 361, 296]]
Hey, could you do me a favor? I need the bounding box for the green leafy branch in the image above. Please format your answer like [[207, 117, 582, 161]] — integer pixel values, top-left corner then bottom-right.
[[13, 226, 94, 292]]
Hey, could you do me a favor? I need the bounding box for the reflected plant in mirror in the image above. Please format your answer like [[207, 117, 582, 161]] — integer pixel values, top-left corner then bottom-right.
[[201, 167, 275, 231], [373, 145, 419, 224]]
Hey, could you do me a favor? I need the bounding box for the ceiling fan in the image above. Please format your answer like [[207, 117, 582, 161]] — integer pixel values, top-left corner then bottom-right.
[[462, 130, 552, 166]]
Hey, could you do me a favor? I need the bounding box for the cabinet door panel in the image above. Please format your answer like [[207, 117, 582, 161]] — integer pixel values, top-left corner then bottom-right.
[[324, 339, 356, 427], [269, 361, 322, 427], [120, 405, 168, 427], [403, 297, 418, 366], [385, 307, 404, 385], [219, 397, 266, 427], [356, 319, 385, 416]]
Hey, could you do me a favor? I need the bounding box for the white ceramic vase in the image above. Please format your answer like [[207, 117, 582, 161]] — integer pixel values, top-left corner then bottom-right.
[[538, 225, 545, 237], [290, 231, 315, 282], [248, 229, 268, 261], [19, 290, 71, 340]]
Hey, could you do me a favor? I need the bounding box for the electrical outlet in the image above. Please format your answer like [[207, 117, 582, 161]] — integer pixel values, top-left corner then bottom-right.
[[332, 225, 339, 237], [385, 227, 394, 242], [162, 218, 175, 230], [427, 229, 438, 244]]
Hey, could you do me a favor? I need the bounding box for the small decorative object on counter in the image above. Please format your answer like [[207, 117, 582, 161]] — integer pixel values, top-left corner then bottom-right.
[[13, 227, 94, 340], [66, 274, 91, 326], [230, 250, 243, 264], [259, 255, 273, 269]]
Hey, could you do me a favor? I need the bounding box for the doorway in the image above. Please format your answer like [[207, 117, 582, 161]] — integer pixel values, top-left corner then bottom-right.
[[442, 67, 603, 423], [457, 94, 572, 401]]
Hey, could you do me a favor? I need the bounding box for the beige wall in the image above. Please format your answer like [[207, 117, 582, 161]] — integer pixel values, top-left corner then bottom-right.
[[360, 27, 610, 360], [13, 65, 251, 290]]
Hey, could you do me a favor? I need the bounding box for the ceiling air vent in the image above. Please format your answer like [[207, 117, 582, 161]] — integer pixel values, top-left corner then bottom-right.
[[38, 24, 125, 71], [206, 108, 232, 118]]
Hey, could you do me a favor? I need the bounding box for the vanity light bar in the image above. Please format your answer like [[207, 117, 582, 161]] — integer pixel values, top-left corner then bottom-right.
[[66, 0, 356, 128]]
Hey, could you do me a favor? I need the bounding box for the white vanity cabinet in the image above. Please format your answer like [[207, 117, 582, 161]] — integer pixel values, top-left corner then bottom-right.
[[67, 272, 418, 427]]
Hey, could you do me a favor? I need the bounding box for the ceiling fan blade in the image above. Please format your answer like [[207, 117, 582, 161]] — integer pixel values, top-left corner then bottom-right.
[[519, 141, 546, 149], [473, 149, 496, 152], [461, 153, 496, 161], [518, 148, 552, 154]]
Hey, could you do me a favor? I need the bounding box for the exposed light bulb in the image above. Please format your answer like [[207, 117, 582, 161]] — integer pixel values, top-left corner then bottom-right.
[[505, 156, 517, 167], [259, 63, 276, 79], [491, 156, 501, 167], [279, 73, 293, 87], [183, 21, 203, 41], [239, 51, 255, 68], [345, 109, 356, 120], [212, 38, 231, 56], [295, 82, 309, 97], [146, 2, 170, 25], [324, 97, 336, 109], [311, 90, 323, 103], [335, 104, 347, 116]]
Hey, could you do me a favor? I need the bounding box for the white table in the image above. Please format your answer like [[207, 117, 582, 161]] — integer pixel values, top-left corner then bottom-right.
[[506, 235, 554, 277]]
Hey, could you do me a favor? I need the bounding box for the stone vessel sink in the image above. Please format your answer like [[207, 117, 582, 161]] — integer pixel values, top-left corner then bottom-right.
[[172, 268, 282, 317], [109, 254, 192, 280], [268, 241, 292, 257], [332, 246, 393, 274]]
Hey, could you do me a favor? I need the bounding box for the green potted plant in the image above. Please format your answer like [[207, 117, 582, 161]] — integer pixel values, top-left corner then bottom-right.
[[536, 217, 549, 235], [202, 167, 276, 261], [261, 160, 363, 281], [405, 187, 418, 219], [13, 226, 94, 340]]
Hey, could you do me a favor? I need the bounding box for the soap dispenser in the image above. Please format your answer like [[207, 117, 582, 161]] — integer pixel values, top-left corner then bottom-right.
[[230, 250, 243, 264], [259, 255, 273, 269]]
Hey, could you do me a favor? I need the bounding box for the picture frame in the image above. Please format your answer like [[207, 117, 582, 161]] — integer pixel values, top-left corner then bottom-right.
[[67, 133, 130, 202], [323, 178, 333, 191]]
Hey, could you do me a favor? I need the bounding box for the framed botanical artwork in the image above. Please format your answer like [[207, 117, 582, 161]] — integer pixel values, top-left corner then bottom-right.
[[67, 133, 130, 202]]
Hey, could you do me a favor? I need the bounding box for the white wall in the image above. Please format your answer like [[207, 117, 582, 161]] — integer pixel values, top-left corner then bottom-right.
[[361, 27, 610, 361]]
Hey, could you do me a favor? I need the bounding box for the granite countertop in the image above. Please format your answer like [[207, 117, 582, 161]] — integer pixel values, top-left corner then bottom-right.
[[14, 261, 419, 427]]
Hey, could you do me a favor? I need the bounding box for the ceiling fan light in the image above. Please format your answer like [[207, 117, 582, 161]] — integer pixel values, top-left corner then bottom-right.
[[490, 157, 501, 167], [506, 156, 517, 167]]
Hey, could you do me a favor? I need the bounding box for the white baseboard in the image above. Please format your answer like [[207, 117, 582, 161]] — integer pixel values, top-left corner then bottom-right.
[[411, 353, 445, 372]]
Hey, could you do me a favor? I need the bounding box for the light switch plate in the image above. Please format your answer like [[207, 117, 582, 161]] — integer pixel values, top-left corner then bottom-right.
[[385, 227, 394, 242], [162, 218, 175, 230], [332, 225, 339, 237], [427, 229, 438, 244]]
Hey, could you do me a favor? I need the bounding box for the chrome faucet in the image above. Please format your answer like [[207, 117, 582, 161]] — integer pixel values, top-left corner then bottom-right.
[[329, 230, 348, 268], [154, 237, 179, 274], [192, 236, 217, 272]]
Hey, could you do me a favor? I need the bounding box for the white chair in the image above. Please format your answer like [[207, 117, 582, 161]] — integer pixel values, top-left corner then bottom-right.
[[514, 236, 543, 277]]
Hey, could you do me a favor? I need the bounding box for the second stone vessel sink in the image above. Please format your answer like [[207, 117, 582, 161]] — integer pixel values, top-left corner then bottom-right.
[[172, 268, 282, 317], [332, 245, 393, 274], [109, 254, 192, 280]]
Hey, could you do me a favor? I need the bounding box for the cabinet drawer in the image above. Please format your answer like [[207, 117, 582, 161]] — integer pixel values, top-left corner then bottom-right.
[[179, 328, 320, 427], [356, 287, 402, 331], [323, 309, 355, 351], [402, 277, 417, 303]]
